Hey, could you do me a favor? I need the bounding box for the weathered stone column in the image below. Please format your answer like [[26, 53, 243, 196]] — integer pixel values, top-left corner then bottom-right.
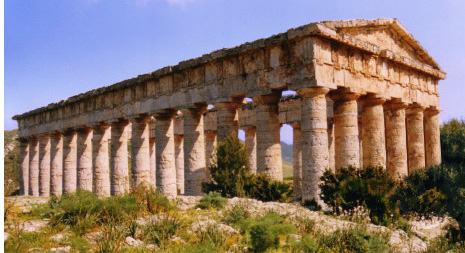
[[215, 101, 241, 141], [38, 134, 51, 196], [19, 139, 29, 196], [406, 104, 426, 172], [254, 93, 283, 180], [149, 137, 156, 189], [155, 110, 177, 196], [327, 119, 335, 171], [360, 95, 386, 168], [174, 135, 184, 194], [330, 90, 360, 169], [244, 127, 257, 174], [29, 137, 39, 196], [183, 105, 208, 196], [110, 120, 129, 195], [384, 101, 408, 178], [92, 124, 110, 197], [298, 87, 329, 203], [204, 132, 216, 166], [77, 127, 93, 191], [292, 123, 302, 200], [131, 115, 151, 188], [424, 109, 441, 168], [63, 130, 77, 194], [50, 133, 63, 196]]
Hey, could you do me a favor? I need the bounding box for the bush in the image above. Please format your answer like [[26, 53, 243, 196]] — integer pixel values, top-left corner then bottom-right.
[[143, 214, 185, 246], [196, 192, 227, 210], [236, 212, 297, 252], [319, 229, 388, 253], [441, 119, 465, 167], [202, 135, 292, 203], [391, 164, 465, 238], [320, 166, 398, 225]]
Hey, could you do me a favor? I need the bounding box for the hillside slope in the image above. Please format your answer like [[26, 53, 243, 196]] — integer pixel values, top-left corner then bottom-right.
[[4, 129, 19, 196]]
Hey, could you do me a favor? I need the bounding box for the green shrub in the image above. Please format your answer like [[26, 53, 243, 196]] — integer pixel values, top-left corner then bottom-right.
[[391, 164, 465, 239], [143, 214, 185, 246], [236, 212, 297, 252], [196, 192, 227, 210], [202, 135, 292, 203], [319, 229, 388, 253], [289, 236, 318, 253], [320, 166, 398, 225], [223, 202, 251, 224], [441, 119, 465, 167], [130, 184, 176, 214]]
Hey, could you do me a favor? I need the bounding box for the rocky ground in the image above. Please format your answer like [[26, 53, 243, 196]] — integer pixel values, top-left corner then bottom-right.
[[4, 195, 457, 252]]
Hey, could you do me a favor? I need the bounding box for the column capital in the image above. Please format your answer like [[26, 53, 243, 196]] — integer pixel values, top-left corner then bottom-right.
[[424, 107, 441, 116], [214, 101, 242, 110], [297, 87, 330, 98], [153, 108, 177, 119], [76, 126, 93, 133], [38, 133, 51, 139], [406, 103, 425, 115], [180, 103, 208, 116], [290, 122, 302, 129], [359, 93, 388, 106], [328, 88, 360, 102], [383, 99, 408, 110], [129, 114, 152, 124]]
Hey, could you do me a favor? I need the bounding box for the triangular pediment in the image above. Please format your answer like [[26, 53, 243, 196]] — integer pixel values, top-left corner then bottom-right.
[[321, 19, 441, 70]]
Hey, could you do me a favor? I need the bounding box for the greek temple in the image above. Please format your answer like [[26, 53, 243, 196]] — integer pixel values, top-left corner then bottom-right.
[[13, 19, 445, 202]]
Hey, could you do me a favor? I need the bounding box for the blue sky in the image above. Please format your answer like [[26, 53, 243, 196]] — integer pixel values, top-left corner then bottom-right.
[[5, 0, 465, 144]]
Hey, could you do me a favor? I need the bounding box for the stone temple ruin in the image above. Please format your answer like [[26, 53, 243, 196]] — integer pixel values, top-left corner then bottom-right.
[[13, 19, 445, 202]]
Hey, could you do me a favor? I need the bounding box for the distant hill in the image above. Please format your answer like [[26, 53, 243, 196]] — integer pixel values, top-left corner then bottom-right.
[[281, 142, 292, 163], [4, 129, 19, 196]]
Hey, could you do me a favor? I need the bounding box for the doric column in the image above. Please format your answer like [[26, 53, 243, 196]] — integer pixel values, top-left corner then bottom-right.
[[254, 93, 283, 180], [215, 101, 241, 141], [110, 120, 129, 195], [182, 105, 208, 196], [244, 127, 257, 174], [330, 90, 360, 169], [63, 130, 77, 194], [406, 104, 426, 172], [92, 124, 110, 197], [360, 95, 387, 168], [298, 87, 330, 203], [19, 139, 29, 196], [149, 137, 156, 188], [50, 133, 63, 196], [384, 101, 408, 178], [77, 127, 93, 191], [424, 109, 441, 168], [38, 134, 51, 196], [205, 132, 216, 164], [327, 119, 335, 171], [155, 110, 177, 196], [174, 135, 184, 194], [292, 123, 302, 200], [131, 115, 151, 188], [29, 137, 39, 196]]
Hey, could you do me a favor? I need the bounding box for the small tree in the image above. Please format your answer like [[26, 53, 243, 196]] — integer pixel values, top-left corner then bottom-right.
[[202, 134, 249, 198], [202, 134, 292, 202]]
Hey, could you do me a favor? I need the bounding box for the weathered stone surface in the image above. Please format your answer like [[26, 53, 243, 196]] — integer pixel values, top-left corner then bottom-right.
[[28, 138, 39, 196], [63, 131, 77, 194], [360, 95, 386, 168], [174, 135, 184, 194], [424, 109, 441, 168], [299, 88, 329, 203], [155, 110, 177, 197], [244, 127, 257, 174], [110, 120, 129, 195], [92, 125, 110, 197], [183, 105, 207, 196], [331, 91, 360, 169], [384, 101, 408, 178], [50, 133, 63, 196], [38, 135, 51, 197], [406, 105, 426, 172], [215, 101, 241, 141], [77, 128, 93, 191], [292, 124, 302, 200], [131, 116, 151, 188], [19, 139, 29, 196]]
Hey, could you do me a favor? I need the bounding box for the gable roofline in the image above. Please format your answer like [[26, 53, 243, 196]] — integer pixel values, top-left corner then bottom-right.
[[319, 18, 442, 71]]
